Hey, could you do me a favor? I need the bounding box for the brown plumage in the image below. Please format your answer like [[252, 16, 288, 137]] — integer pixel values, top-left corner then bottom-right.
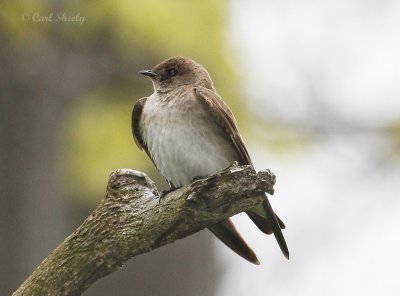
[[132, 56, 289, 264]]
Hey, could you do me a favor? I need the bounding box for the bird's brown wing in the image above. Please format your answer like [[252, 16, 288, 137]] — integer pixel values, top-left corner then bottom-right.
[[194, 88, 252, 166], [195, 87, 289, 260], [132, 97, 148, 151]]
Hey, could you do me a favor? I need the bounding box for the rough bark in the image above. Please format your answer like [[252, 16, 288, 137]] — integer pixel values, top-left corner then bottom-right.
[[13, 163, 276, 296]]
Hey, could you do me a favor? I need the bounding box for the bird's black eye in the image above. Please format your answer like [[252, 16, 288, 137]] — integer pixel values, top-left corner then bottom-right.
[[167, 68, 177, 77]]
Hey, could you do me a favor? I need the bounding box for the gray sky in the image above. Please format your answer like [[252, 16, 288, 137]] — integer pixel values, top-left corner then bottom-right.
[[214, 1, 400, 295]]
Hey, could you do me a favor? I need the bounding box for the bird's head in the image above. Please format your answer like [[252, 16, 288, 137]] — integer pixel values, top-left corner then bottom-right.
[[139, 56, 214, 93]]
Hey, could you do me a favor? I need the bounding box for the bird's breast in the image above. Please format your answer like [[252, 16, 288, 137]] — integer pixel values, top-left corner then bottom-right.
[[141, 94, 238, 187]]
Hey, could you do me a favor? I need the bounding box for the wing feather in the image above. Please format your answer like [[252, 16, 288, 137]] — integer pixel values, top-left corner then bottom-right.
[[195, 87, 289, 259], [132, 97, 147, 151], [194, 87, 252, 166]]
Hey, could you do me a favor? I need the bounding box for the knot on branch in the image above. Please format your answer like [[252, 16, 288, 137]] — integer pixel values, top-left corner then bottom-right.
[[106, 169, 159, 202], [256, 169, 276, 195]]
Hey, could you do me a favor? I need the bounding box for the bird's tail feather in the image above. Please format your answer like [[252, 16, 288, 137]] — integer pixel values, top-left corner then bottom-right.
[[247, 198, 289, 259], [208, 219, 260, 265], [247, 209, 285, 235]]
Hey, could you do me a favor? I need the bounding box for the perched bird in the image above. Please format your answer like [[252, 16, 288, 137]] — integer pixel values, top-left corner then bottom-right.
[[132, 56, 288, 264]]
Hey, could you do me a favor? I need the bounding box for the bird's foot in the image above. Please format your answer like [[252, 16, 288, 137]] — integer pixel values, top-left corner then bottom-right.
[[158, 186, 179, 203], [191, 176, 204, 182]]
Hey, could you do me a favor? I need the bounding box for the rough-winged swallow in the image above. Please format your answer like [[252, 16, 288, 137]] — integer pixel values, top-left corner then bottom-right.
[[132, 56, 289, 264]]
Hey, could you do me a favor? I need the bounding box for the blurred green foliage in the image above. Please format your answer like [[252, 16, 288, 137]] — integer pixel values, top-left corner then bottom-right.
[[1, 0, 44, 36], [60, 92, 138, 202], [1, 0, 249, 203], [2, 0, 313, 204]]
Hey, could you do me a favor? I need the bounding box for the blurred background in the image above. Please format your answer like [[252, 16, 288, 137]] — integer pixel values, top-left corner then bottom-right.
[[1, 0, 399, 295]]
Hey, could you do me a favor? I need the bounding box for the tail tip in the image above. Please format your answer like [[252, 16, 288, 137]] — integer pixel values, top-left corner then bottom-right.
[[248, 253, 261, 265], [284, 250, 290, 260]]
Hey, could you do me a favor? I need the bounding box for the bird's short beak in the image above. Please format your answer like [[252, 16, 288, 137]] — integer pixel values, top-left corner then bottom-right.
[[138, 69, 159, 78]]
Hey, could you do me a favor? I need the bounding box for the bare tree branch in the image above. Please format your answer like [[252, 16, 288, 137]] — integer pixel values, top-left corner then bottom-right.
[[13, 163, 276, 296]]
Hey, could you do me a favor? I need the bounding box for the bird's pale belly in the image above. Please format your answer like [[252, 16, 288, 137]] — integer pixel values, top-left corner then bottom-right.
[[143, 113, 237, 187]]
